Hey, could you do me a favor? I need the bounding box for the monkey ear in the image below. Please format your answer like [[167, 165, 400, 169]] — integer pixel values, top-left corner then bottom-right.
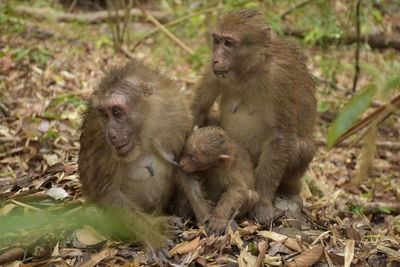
[[142, 84, 153, 97], [217, 154, 231, 166], [143, 88, 153, 96], [193, 125, 199, 131], [219, 131, 225, 136]]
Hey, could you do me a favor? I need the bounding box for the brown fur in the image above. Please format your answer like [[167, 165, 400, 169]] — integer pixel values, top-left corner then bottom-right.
[[79, 59, 193, 215], [180, 126, 258, 235], [191, 10, 317, 223]]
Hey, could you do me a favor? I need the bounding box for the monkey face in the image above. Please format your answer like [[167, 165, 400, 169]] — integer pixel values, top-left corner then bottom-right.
[[179, 153, 213, 173], [211, 32, 238, 78], [94, 92, 142, 159], [211, 10, 271, 78]]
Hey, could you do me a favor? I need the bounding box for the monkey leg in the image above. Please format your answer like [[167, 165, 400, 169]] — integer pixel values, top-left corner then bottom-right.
[[251, 135, 291, 224], [277, 138, 316, 204]]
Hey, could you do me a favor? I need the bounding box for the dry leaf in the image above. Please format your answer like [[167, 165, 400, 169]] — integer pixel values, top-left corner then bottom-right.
[[51, 242, 60, 257], [344, 239, 355, 267], [377, 245, 400, 261], [229, 228, 244, 249], [345, 228, 361, 241], [258, 230, 302, 251], [238, 249, 257, 267], [286, 245, 324, 267], [239, 224, 259, 235], [43, 154, 59, 166], [44, 187, 70, 200], [258, 230, 287, 241], [74, 225, 107, 246], [80, 248, 116, 267], [263, 255, 282, 266], [170, 236, 201, 256], [0, 248, 25, 265], [59, 248, 83, 258]]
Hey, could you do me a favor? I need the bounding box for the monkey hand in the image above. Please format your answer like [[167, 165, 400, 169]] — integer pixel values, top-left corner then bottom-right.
[[252, 201, 275, 225], [147, 247, 172, 265], [205, 213, 240, 236], [206, 216, 229, 236]]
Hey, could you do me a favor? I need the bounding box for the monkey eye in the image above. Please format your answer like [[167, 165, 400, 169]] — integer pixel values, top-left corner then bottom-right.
[[213, 37, 220, 45], [112, 106, 123, 118], [190, 155, 197, 162], [224, 40, 234, 47]]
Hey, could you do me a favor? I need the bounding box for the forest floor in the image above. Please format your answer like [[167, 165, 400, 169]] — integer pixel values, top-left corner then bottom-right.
[[1, 5, 400, 267]]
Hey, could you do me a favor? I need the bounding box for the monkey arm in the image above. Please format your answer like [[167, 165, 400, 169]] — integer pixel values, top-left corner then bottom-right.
[[191, 74, 221, 126], [207, 182, 247, 235], [176, 170, 214, 224]]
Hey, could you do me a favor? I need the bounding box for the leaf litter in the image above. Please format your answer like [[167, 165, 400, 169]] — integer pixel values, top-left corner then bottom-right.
[[0, 5, 399, 267]]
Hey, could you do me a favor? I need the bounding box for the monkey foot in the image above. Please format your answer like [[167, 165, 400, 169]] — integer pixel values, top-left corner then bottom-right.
[[251, 202, 275, 225]]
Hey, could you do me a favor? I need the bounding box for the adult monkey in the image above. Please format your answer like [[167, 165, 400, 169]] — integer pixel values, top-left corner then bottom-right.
[[78, 59, 193, 246], [191, 10, 317, 224]]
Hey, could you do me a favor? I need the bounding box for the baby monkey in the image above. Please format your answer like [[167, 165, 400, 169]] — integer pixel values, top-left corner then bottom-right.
[[179, 126, 259, 235]]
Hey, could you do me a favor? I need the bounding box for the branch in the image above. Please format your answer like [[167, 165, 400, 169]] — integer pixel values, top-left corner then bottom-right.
[[137, 6, 222, 43], [280, 0, 316, 19], [139, 7, 194, 55], [13, 6, 169, 24], [352, 0, 362, 92], [312, 75, 347, 92], [282, 25, 400, 51]]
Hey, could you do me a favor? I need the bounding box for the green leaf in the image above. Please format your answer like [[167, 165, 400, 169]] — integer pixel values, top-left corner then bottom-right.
[[378, 206, 394, 214], [327, 85, 377, 148], [383, 75, 400, 95]]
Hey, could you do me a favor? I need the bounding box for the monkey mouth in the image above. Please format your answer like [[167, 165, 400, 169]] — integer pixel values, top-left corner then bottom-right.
[[114, 142, 132, 154], [214, 70, 230, 77]]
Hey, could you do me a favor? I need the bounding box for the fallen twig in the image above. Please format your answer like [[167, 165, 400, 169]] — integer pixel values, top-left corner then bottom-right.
[[315, 139, 400, 150], [0, 137, 22, 143]]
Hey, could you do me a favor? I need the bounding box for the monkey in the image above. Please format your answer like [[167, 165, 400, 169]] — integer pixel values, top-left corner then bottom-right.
[[78, 59, 193, 248], [179, 126, 259, 235], [190, 10, 317, 224]]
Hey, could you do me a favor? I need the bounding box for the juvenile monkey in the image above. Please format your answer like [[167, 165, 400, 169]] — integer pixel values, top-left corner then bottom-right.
[[191, 10, 317, 224], [179, 126, 259, 235], [78, 59, 193, 246]]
